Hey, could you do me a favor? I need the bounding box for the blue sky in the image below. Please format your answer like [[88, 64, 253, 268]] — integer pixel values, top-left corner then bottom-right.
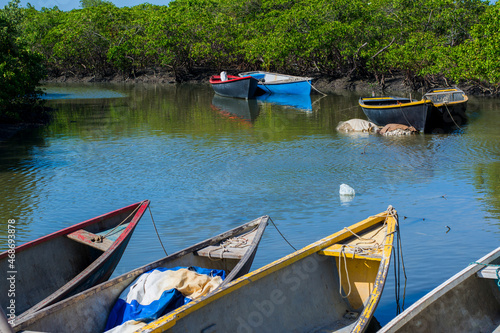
[[0, 0, 171, 11]]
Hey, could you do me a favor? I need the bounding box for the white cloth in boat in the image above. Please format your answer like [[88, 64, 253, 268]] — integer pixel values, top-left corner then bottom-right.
[[104, 267, 224, 333], [220, 71, 228, 81]]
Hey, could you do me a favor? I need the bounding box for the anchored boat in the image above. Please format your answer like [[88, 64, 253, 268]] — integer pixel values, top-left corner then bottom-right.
[[359, 87, 468, 132], [379, 247, 500, 333], [209, 74, 259, 99], [0, 200, 150, 321], [239, 71, 313, 95], [12, 216, 269, 332], [137, 207, 399, 333]]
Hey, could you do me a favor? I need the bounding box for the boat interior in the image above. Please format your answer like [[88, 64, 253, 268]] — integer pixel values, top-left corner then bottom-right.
[[360, 97, 417, 106], [2, 209, 135, 317], [424, 89, 467, 104], [165, 221, 390, 333]]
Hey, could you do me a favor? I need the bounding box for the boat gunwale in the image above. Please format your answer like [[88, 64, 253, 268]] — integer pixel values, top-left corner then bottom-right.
[[359, 97, 431, 109], [140, 210, 398, 333], [209, 75, 254, 85], [238, 71, 313, 82]]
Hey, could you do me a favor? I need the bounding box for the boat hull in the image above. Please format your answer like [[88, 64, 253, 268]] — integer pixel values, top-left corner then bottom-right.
[[359, 97, 432, 132], [139, 208, 398, 333], [13, 216, 269, 332], [0, 200, 149, 320], [379, 247, 500, 333], [210, 75, 258, 99], [239, 71, 312, 95]]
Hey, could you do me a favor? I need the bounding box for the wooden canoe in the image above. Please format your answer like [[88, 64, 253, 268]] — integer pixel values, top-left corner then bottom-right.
[[0, 200, 150, 324], [379, 247, 500, 333], [13, 215, 269, 332], [136, 208, 398, 333]]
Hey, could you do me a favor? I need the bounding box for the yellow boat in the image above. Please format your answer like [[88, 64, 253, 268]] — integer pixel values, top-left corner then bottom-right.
[[138, 207, 399, 333]]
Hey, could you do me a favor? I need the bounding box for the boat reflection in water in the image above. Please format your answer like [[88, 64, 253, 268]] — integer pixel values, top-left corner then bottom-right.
[[256, 93, 313, 112], [211, 94, 260, 124]]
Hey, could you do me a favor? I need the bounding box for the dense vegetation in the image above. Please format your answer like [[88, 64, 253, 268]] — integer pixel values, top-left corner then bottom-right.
[[0, 0, 46, 122], [1, 0, 500, 121]]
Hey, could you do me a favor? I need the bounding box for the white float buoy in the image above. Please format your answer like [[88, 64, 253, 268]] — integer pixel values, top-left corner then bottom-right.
[[339, 184, 355, 196]]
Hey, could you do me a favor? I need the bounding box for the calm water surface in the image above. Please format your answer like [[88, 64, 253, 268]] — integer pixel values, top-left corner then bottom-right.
[[1, 82, 499, 325]]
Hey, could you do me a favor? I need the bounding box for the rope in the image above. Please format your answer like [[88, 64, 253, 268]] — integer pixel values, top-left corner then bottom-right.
[[307, 80, 327, 96], [148, 205, 168, 256], [208, 235, 251, 260], [97, 200, 145, 241], [443, 102, 462, 130], [470, 262, 500, 291], [339, 245, 352, 298], [337, 206, 397, 300], [258, 79, 273, 94], [387, 206, 407, 315], [397, 103, 416, 129], [269, 217, 297, 251]]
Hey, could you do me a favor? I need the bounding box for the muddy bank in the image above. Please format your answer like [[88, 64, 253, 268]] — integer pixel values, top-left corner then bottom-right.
[[45, 69, 487, 96], [44, 66, 488, 96], [43, 69, 420, 95]]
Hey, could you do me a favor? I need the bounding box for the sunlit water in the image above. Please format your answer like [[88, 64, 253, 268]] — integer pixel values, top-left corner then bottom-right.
[[1, 82, 499, 325]]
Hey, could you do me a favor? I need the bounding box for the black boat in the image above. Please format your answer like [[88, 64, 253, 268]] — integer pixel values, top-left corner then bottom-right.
[[209, 74, 258, 99], [359, 87, 468, 133]]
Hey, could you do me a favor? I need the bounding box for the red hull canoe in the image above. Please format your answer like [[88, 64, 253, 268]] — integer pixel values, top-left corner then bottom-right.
[[0, 200, 150, 322]]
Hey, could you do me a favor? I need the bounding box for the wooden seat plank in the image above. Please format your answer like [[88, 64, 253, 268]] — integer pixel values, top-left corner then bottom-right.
[[476, 266, 500, 279], [195, 228, 257, 260], [318, 244, 382, 261], [67, 229, 113, 252]]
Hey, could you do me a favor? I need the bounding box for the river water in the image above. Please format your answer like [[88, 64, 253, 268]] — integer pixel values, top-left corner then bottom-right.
[[1, 82, 499, 326]]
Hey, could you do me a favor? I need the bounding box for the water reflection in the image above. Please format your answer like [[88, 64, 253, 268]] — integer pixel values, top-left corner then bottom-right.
[[0, 83, 499, 327], [211, 95, 260, 123], [256, 93, 313, 112]]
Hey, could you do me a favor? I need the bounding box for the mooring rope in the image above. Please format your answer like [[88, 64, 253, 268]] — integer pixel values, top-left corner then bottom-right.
[[148, 205, 168, 256], [269, 217, 297, 251], [387, 206, 407, 315], [96, 200, 145, 242], [443, 102, 462, 130], [307, 80, 327, 96]]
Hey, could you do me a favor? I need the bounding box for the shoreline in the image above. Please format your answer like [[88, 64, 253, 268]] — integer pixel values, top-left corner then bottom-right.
[[42, 69, 471, 96]]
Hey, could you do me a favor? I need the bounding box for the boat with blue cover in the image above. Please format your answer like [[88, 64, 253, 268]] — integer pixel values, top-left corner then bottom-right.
[[239, 71, 313, 95], [12, 216, 269, 332]]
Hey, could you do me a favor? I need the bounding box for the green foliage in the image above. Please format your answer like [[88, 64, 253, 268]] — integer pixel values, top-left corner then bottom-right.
[[0, 0, 46, 122], [12, 0, 500, 92]]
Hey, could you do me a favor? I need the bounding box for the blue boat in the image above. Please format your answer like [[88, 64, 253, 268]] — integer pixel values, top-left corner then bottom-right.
[[239, 71, 313, 95]]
